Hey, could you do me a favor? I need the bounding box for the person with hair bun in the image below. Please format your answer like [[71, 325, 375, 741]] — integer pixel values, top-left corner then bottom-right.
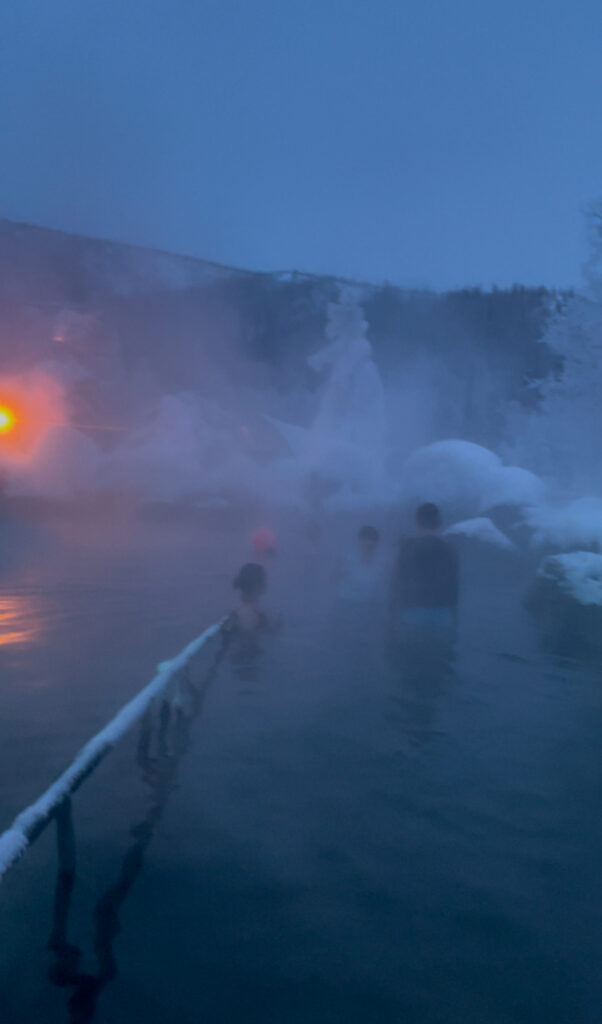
[[223, 563, 281, 675]]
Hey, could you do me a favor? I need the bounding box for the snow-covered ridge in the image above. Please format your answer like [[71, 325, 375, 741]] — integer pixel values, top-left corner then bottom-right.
[[0, 219, 380, 304], [0, 218, 257, 303]]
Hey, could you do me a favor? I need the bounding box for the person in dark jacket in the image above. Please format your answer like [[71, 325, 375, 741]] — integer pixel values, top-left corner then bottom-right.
[[389, 503, 459, 635]]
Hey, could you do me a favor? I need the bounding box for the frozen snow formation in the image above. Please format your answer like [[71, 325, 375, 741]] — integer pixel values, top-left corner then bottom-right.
[[306, 290, 388, 498], [537, 551, 602, 607], [401, 440, 544, 518], [271, 288, 391, 509], [445, 516, 515, 550], [523, 497, 602, 552]]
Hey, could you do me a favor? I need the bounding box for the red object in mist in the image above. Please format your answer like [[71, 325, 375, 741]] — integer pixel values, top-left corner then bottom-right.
[[252, 527, 278, 557]]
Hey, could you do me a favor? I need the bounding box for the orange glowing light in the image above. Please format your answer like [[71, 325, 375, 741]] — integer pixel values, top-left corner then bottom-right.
[[0, 406, 16, 434], [0, 595, 42, 648], [0, 372, 67, 459]]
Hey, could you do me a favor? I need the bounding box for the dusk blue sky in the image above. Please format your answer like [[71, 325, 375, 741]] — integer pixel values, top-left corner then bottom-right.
[[1, 0, 601, 290]]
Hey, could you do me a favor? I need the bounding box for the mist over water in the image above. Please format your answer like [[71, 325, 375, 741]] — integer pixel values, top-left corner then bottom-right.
[[2, 0, 602, 1018], [2, 221, 602, 1022], [0, 237, 568, 523]]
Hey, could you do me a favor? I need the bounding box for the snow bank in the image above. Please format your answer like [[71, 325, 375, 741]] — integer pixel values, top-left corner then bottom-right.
[[538, 551, 602, 607], [401, 440, 544, 516], [445, 516, 515, 550], [523, 497, 602, 551]]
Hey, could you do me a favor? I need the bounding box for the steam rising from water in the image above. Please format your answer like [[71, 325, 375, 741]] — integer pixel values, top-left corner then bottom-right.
[[0, 290, 393, 508], [1, 274, 600, 558]]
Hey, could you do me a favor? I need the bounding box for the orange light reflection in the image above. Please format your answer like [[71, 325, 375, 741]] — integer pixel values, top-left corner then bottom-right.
[[0, 595, 43, 647]]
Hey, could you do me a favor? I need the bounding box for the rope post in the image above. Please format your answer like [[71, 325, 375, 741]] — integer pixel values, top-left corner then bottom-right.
[[0, 620, 223, 885]]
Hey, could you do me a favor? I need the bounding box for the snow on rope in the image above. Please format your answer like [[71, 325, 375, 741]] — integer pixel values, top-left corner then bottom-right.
[[0, 620, 222, 883]]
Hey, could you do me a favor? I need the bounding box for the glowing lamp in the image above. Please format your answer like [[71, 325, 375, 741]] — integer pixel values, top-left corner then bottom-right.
[[0, 406, 16, 434]]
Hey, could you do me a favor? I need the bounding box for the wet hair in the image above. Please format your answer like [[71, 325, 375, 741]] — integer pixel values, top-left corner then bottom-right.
[[233, 562, 266, 597], [358, 525, 380, 543], [416, 502, 442, 530]]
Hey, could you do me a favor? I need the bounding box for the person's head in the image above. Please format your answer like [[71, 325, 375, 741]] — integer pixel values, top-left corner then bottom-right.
[[358, 524, 380, 559], [251, 526, 277, 559], [415, 502, 442, 534], [233, 562, 267, 602]]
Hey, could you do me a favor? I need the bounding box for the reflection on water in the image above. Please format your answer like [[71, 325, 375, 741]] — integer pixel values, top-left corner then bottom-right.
[[3, 529, 602, 1022], [0, 594, 44, 647], [48, 751, 180, 1022], [387, 624, 456, 747], [46, 637, 225, 1023]]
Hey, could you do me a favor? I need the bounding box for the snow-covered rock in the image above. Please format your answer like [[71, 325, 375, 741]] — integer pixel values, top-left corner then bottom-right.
[[523, 497, 602, 552], [401, 440, 544, 518], [538, 551, 602, 607], [524, 550, 602, 657], [445, 516, 515, 550]]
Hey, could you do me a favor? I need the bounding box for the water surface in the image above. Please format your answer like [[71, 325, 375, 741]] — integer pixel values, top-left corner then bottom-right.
[[1, 518, 601, 1023]]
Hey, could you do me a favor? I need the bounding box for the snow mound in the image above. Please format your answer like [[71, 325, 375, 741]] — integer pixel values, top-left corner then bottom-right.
[[401, 441, 544, 517], [445, 516, 515, 550], [523, 497, 602, 551], [538, 551, 602, 607]]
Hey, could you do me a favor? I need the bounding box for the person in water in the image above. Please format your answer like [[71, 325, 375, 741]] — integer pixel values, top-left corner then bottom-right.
[[226, 563, 270, 632], [223, 563, 281, 676], [388, 504, 458, 742], [335, 525, 383, 603], [389, 503, 459, 634]]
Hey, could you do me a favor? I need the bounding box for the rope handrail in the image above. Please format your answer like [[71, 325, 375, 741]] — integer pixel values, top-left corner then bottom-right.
[[0, 620, 223, 884]]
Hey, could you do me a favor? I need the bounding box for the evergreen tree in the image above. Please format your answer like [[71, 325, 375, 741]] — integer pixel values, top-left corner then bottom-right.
[[505, 291, 602, 494]]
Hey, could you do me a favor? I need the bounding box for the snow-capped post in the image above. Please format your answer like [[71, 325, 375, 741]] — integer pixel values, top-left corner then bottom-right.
[[0, 620, 223, 884]]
